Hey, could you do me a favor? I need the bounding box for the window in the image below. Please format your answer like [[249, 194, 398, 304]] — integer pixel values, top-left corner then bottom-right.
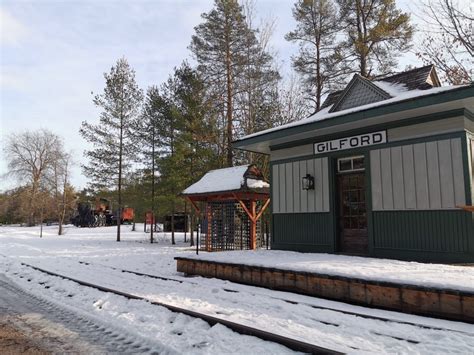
[[338, 156, 365, 173]]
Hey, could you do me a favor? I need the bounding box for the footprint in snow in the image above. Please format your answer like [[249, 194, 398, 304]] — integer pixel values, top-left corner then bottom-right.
[[193, 341, 210, 348]]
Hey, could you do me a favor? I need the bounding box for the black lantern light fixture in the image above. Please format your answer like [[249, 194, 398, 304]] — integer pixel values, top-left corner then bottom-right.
[[302, 173, 315, 190]]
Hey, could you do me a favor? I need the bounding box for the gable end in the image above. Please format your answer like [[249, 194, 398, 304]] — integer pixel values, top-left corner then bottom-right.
[[329, 75, 391, 113]]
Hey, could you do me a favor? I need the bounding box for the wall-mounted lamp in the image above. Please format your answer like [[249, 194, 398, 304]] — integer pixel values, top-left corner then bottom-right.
[[302, 174, 315, 190]]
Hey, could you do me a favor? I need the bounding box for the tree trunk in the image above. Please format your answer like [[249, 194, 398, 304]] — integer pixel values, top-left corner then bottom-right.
[[151, 126, 155, 244], [225, 16, 233, 167], [190, 212, 194, 247], [184, 201, 187, 243], [28, 180, 39, 226], [171, 203, 175, 245], [313, 4, 322, 111], [58, 159, 68, 236], [117, 110, 124, 242], [315, 37, 321, 111]]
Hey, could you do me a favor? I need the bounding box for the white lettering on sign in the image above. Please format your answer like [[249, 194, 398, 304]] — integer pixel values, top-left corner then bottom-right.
[[314, 131, 387, 154]]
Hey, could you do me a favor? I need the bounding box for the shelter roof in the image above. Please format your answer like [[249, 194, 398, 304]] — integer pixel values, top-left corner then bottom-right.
[[182, 164, 269, 199]]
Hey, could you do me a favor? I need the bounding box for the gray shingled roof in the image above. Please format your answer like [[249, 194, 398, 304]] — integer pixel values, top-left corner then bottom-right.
[[373, 64, 439, 91], [321, 90, 343, 109], [329, 75, 391, 113], [320, 65, 440, 110]]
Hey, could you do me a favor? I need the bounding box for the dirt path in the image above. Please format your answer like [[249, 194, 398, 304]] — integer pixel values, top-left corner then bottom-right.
[[0, 320, 51, 354]]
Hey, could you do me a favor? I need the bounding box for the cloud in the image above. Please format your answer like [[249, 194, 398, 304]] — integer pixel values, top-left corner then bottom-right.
[[0, 7, 29, 45]]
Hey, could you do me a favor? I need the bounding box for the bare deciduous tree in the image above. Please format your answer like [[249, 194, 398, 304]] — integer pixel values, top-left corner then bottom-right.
[[49, 153, 75, 235], [4, 129, 66, 226], [416, 0, 473, 84], [275, 75, 312, 126]]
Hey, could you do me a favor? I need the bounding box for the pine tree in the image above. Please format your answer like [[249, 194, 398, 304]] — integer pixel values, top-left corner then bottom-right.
[[337, 0, 413, 77], [239, 0, 281, 145], [286, 0, 346, 111], [80, 58, 143, 242], [174, 63, 219, 245], [190, 0, 258, 167], [138, 85, 166, 243]]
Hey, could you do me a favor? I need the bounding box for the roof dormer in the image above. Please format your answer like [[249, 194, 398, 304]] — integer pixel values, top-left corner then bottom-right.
[[329, 74, 391, 113]]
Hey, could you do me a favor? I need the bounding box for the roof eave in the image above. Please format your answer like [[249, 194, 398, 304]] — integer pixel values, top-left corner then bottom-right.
[[181, 188, 270, 200]]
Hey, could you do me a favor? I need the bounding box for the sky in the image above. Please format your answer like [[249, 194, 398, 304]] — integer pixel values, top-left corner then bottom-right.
[[0, 0, 458, 191]]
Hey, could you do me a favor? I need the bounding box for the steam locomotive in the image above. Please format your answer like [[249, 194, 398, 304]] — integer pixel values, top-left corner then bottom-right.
[[71, 198, 134, 227]]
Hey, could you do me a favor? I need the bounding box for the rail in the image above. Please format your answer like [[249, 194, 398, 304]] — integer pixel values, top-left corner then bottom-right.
[[20, 262, 342, 355]]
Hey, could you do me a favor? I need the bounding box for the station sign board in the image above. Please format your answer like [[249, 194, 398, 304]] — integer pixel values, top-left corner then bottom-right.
[[314, 130, 387, 155]]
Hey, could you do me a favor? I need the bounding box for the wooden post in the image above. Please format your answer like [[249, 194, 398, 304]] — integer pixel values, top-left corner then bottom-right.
[[232, 194, 270, 251], [184, 200, 187, 243], [250, 199, 256, 250], [206, 204, 212, 252]]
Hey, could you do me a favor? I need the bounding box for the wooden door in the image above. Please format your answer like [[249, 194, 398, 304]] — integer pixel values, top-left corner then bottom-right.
[[337, 173, 368, 254]]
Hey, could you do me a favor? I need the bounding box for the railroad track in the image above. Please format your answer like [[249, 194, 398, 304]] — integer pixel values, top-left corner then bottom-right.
[[77, 260, 472, 336], [6, 256, 473, 353], [20, 261, 342, 355], [0, 275, 166, 354]]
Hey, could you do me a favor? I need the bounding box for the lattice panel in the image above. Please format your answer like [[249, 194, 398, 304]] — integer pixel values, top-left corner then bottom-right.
[[201, 201, 265, 251]]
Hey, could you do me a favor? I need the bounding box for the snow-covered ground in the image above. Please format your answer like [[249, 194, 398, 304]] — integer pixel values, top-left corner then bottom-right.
[[184, 250, 474, 292], [0, 224, 473, 354]]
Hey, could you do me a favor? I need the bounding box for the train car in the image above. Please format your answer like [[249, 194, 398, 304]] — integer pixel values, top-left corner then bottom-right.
[[71, 202, 95, 227], [71, 198, 134, 227], [122, 207, 134, 224]]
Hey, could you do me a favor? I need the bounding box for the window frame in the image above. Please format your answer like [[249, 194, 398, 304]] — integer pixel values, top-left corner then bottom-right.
[[337, 155, 365, 173]]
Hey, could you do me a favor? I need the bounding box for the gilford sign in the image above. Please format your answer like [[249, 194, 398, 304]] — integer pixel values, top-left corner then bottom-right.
[[314, 130, 387, 154]]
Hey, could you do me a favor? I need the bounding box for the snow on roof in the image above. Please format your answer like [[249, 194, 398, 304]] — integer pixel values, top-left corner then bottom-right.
[[246, 178, 269, 189], [238, 84, 469, 142], [182, 165, 257, 195], [372, 80, 408, 96]]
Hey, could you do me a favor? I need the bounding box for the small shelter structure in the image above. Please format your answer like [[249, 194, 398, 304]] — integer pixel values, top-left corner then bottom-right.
[[182, 165, 270, 251]]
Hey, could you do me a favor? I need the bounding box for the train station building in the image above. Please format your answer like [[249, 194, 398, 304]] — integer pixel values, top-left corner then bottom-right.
[[234, 65, 474, 263]]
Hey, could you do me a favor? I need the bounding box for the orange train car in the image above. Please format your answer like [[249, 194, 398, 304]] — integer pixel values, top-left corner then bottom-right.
[[122, 207, 135, 224]]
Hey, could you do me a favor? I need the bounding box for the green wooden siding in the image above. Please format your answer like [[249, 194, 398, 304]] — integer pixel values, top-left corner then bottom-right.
[[269, 131, 474, 263], [372, 210, 474, 262], [470, 136, 474, 203], [272, 158, 330, 214], [370, 138, 466, 210], [272, 213, 334, 253]]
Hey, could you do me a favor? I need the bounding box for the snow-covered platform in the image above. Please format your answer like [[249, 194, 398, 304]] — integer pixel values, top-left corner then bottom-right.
[[176, 251, 474, 323]]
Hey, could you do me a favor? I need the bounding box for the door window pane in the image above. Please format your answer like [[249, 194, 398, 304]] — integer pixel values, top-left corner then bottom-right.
[[353, 157, 365, 170], [339, 159, 352, 172], [337, 156, 365, 173]]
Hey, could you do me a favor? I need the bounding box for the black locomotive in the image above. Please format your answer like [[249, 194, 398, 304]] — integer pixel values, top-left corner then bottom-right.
[[71, 198, 116, 227]]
